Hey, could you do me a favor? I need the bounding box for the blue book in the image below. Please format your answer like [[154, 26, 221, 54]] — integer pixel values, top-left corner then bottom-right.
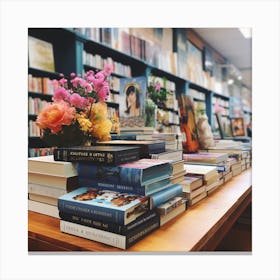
[[78, 176, 172, 196], [58, 187, 150, 225], [77, 158, 173, 187], [150, 183, 183, 208]]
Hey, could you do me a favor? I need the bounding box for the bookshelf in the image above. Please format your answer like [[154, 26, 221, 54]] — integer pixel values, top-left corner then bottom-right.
[[28, 28, 251, 156]]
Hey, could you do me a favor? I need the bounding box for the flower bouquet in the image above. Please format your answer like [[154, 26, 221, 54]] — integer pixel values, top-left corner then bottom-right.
[[36, 64, 118, 147]]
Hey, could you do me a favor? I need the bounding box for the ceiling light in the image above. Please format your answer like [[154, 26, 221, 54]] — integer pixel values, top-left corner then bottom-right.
[[227, 79, 234, 85], [239, 28, 252, 39], [237, 75, 242, 80]]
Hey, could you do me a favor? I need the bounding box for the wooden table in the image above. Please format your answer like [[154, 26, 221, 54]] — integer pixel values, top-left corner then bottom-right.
[[28, 169, 252, 252]]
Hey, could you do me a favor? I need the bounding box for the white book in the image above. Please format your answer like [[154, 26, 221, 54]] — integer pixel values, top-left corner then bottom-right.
[[28, 155, 78, 177], [28, 183, 67, 198], [28, 199, 59, 218], [189, 191, 207, 206]]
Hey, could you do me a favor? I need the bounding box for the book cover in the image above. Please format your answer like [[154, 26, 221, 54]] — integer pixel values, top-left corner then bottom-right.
[[58, 187, 150, 225], [59, 209, 158, 235], [28, 155, 78, 177], [77, 158, 172, 187], [28, 36, 55, 72], [53, 145, 140, 165], [60, 213, 160, 250], [183, 152, 228, 164], [150, 183, 183, 208], [119, 76, 147, 127], [97, 140, 166, 158]]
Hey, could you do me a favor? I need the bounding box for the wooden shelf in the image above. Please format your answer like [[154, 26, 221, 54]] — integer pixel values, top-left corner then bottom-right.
[[28, 169, 252, 252]]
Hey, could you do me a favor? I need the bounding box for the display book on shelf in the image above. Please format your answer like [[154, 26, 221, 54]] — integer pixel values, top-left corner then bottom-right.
[[31, 143, 185, 250]]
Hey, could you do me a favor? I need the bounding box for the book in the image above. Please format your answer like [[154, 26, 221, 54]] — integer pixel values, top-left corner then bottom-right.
[[184, 162, 229, 172], [160, 201, 187, 226], [79, 177, 173, 197], [150, 183, 183, 208], [53, 145, 140, 165], [181, 176, 203, 192], [59, 209, 159, 235], [28, 155, 78, 177], [120, 126, 154, 135], [155, 196, 184, 216], [60, 213, 159, 250], [111, 134, 154, 141], [28, 193, 57, 206], [189, 191, 207, 206], [28, 183, 68, 198], [77, 158, 172, 188], [119, 76, 147, 128], [184, 164, 218, 180], [96, 140, 166, 158], [28, 36, 55, 72], [28, 173, 79, 190], [183, 152, 228, 164], [184, 185, 206, 200], [150, 149, 183, 162], [58, 187, 150, 225], [28, 199, 59, 218]]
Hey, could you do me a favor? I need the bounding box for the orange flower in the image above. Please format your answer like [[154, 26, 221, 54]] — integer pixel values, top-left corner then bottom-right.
[[36, 100, 76, 134], [91, 119, 112, 141]]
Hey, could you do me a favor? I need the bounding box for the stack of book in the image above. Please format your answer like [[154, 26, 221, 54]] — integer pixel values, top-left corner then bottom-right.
[[180, 175, 206, 206], [183, 152, 228, 194], [184, 163, 221, 197], [28, 155, 79, 218], [54, 144, 185, 249]]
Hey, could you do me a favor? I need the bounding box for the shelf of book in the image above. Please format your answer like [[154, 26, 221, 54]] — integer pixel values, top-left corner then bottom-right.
[[28, 168, 251, 252]]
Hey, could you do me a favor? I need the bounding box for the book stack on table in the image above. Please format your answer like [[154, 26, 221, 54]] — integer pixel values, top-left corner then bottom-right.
[[28, 155, 79, 218], [53, 142, 187, 249]]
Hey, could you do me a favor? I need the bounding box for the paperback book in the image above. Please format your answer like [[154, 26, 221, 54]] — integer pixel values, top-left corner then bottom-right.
[[160, 201, 187, 226], [184, 164, 217, 180], [181, 176, 203, 192], [58, 187, 150, 225], [183, 152, 228, 164], [53, 145, 140, 165]]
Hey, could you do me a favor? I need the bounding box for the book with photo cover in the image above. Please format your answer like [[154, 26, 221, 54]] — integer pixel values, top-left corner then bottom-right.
[[58, 187, 150, 225], [53, 145, 140, 165], [119, 76, 147, 128], [28, 36, 55, 72]]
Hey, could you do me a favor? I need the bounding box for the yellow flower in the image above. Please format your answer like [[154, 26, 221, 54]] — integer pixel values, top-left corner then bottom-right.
[[76, 113, 92, 132]]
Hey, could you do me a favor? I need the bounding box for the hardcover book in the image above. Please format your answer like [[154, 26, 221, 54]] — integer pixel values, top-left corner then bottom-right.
[[28, 155, 78, 177], [58, 187, 150, 225], [183, 152, 228, 164], [60, 213, 160, 250], [149, 183, 183, 208], [59, 209, 158, 235], [53, 145, 140, 165], [96, 140, 166, 158], [77, 158, 173, 188]]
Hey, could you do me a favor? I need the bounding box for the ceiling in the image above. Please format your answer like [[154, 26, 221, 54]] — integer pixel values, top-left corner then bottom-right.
[[193, 28, 252, 89]]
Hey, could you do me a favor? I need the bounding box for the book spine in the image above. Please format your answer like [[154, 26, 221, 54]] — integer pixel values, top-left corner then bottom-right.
[[60, 215, 160, 250], [60, 220, 126, 249], [59, 210, 158, 235], [150, 183, 183, 208], [58, 199, 125, 224]]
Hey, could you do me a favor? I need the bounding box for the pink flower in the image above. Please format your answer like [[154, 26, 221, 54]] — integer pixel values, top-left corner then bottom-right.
[[70, 93, 86, 108], [104, 64, 113, 76], [70, 72, 76, 78], [154, 83, 161, 91], [97, 85, 109, 101], [53, 87, 70, 102], [58, 78, 67, 85], [36, 100, 76, 134], [70, 77, 82, 88], [85, 83, 93, 93]]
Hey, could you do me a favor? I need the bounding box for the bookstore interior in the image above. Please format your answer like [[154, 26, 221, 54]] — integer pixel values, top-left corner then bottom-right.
[[28, 27, 252, 252]]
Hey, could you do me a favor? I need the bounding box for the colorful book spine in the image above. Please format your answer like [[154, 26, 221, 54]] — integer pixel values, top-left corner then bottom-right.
[[60, 214, 160, 250], [150, 183, 183, 208], [59, 210, 158, 235]]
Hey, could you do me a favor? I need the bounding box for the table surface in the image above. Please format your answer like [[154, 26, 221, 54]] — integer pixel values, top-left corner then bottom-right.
[[28, 169, 252, 252]]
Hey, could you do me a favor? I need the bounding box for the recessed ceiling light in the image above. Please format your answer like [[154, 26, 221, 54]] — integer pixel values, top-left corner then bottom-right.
[[239, 28, 251, 39]]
